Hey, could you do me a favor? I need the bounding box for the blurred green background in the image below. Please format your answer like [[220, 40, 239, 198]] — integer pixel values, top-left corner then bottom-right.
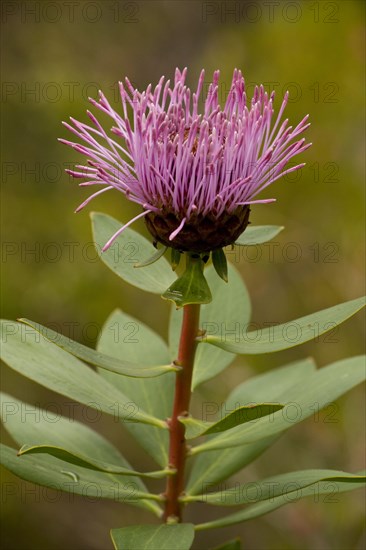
[[1, 1, 365, 548]]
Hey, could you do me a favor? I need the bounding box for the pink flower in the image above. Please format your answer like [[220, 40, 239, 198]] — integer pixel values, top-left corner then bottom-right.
[[60, 68, 311, 252]]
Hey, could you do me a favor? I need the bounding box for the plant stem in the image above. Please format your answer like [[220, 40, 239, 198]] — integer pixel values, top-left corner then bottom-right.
[[163, 303, 201, 522]]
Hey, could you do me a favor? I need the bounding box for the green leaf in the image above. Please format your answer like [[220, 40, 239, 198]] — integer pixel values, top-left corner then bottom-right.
[[162, 254, 212, 307], [235, 225, 284, 246], [18, 318, 177, 378], [191, 356, 366, 455], [212, 539, 241, 550], [0, 444, 162, 509], [97, 310, 174, 468], [188, 436, 279, 497], [110, 524, 195, 550], [0, 393, 163, 513], [226, 358, 318, 408], [196, 474, 366, 530], [18, 445, 171, 479], [1, 393, 170, 479], [0, 320, 166, 429], [212, 249, 228, 282], [184, 469, 366, 505], [134, 245, 168, 268], [0, 392, 122, 463], [185, 358, 316, 495], [203, 296, 366, 354], [169, 264, 251, 389], [91, 212, 175, 294], [180, 404, 283, 439]]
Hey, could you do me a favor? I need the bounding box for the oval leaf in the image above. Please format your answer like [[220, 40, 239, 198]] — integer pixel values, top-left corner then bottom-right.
[[191, 356, 366, 455], [97, 309, 174, 467], [19, 318, 176, 378], [203, 297, 365, 354], [226, 358, 317, 408], [184, 469, 366, 506], [0, 444, 162, 509], [195, 474, 366, 531], [91, 212, 175, 293], [186, 358, 316, 495], [0, 392, 163, 513], [18, 445, 172, 479], [110, 524, 195, 550], [235, 225, 284, 246], [0, 320, 166, 429]]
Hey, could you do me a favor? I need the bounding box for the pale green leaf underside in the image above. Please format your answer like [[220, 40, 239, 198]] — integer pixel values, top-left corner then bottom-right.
[[19, 318, 177, 378], [18, 445, 172, 479], [203, 297, 365, 354], [169, 264, 251, 389], [0, 393, 161, 513], [186, 358, 316, 495], [97, 309, 174, 468], [0, 391, 133, 465], [235, 225, 284, 246], [0, 321, 165, 429], [180, 404, 283, 440], [226, 358, 317, 408], [91, 212, 175, 294], [184, 469, 366, 506], [191, 356, 366, 455], [195, 475, 366, 530], [110, 524, 195, 550], [0, 444, 162, 508]]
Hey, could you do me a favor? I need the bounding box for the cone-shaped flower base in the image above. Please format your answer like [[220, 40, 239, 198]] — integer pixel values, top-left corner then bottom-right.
[[146, 206, 250, 253]]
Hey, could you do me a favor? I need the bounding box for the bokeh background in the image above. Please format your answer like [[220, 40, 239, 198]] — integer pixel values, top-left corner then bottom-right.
[[1, 1, 365, 548]]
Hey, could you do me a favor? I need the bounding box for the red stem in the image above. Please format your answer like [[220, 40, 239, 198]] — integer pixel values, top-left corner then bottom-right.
[[163, 304, 201, 522]]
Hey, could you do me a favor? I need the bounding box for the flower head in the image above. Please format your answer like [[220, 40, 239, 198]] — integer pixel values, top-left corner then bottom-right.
[[60, 68, 311, 253]]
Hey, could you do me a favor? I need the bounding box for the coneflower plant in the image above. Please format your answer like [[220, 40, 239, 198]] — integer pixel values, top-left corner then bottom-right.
[[1, 69, 365, 550]]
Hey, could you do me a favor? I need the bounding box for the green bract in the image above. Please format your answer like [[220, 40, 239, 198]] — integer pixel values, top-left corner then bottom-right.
[[1, 218, 365, 550], [163, 253, 212, 307]]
